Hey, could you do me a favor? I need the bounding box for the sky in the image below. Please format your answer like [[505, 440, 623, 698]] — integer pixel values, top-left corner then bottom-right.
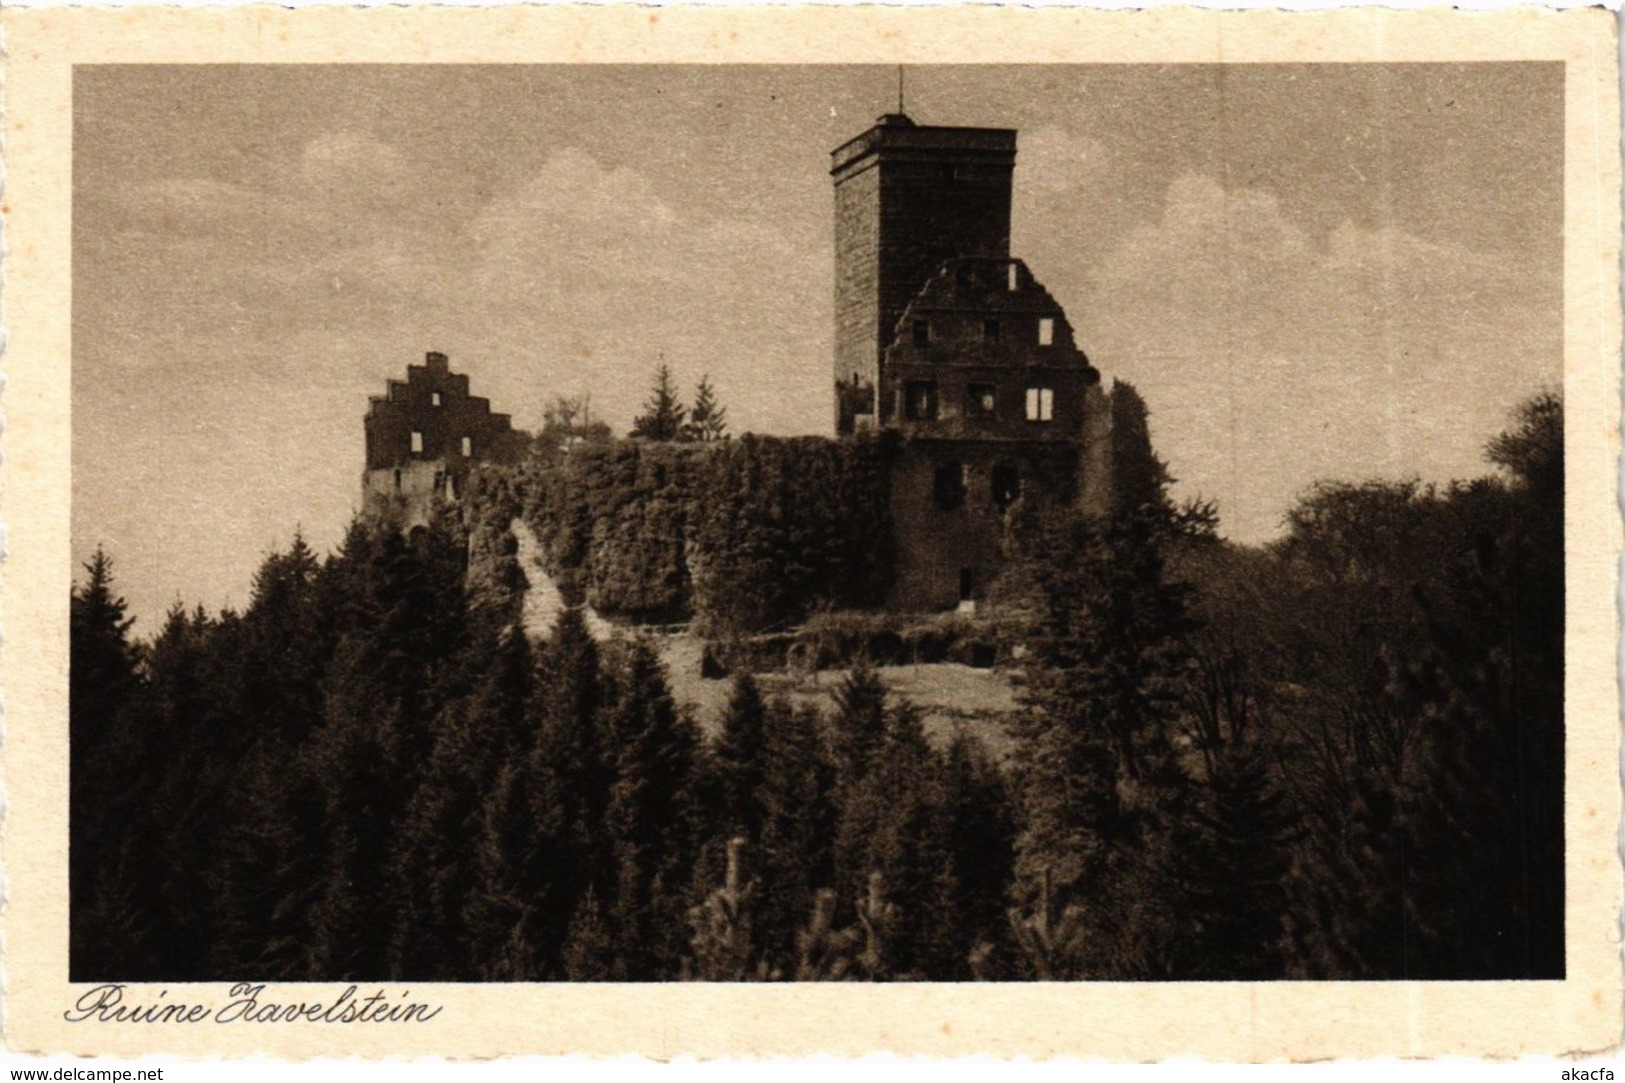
[[72, 63, 1564, 633]]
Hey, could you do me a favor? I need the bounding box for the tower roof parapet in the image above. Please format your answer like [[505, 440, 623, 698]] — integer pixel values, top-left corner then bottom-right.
[[831, 120, 1017, 183]]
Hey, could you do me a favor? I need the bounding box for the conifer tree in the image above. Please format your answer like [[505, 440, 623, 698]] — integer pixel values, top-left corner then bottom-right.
[[684, 374, 729, 442], [713, 673, 769, 840], [124, 603, 231, 979], [70, 549, 138, 784], [754, 701, 837, 971], [828, 659, 888, 788], [1010, 435, 1198, 973], [1106, 381, 1172, 520], [206, 598, 331, 979], [687, 837, 764, 980], [560, 888, 620, 981], [304, 517, 471, 978], [305, 635, 407, 979], [69, 548, 145, 979], [240, 531, 327, 744], [428, 626, 539, 978], [933, 732, 1018, 972], [1007, 867, 1092, 980], [522, 605, 613, 974], [1155, 748, 1294, 979], [826, 669, 959, 979], [386, 693, 480, 978], [601, 638, 702, 977], [630, 361, 686, 441]]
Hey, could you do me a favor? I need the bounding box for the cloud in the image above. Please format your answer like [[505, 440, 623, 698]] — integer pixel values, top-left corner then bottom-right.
[[100, 176, 294, 238], [468, 147, 689, 296], [102, 129, 413, 242], [451, 148, 829, 436], [1067, 173, 1561, 542], [1087, 172, 1555, 363], [300, 131, 411, 202], [79, 130, 448, 372]]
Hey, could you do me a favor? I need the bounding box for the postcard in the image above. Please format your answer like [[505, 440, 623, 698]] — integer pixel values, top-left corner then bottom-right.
[[3, 4, 1619, 1060]]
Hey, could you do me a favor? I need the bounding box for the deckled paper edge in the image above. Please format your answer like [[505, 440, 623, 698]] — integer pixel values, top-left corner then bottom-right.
[[1, 4, 1618, 1061]]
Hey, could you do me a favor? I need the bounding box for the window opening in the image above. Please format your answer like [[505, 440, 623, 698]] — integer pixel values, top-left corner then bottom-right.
[[913, 319, 932, 347], [410, 430, 424, 454], [1007, 264, 1019, 291], [959, 567, 975, 602], [966, 384, 998, 420], [983, 318, 1001, 343], [461, 436, 473, 457], [933, 462, 966, 510], [431, 391, 442, 407], [992, 465, 1021, 511], [1025, 387, 1054, 422], [1038, 318, 1055, 346], [905, 381, 939, 421]]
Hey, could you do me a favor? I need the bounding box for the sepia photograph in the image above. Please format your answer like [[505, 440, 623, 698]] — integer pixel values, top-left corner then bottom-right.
[[67, 60, 1569, 985], [3, 4, 1617, 1061]]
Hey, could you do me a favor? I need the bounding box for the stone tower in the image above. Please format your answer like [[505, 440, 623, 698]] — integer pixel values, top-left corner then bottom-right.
[[362, 351, 523, 526], [830, 114, 1017, 436], [831, 114, 1104, 611]]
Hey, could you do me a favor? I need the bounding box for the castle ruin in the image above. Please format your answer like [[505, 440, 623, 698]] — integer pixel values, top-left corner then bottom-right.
[[831, 112, 1110, 611], [361, 350, 525, 527], [362, 110, 1116, 615]]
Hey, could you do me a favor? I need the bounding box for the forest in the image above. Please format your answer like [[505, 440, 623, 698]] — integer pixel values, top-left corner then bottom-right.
[[70, 391, 1563, 982]]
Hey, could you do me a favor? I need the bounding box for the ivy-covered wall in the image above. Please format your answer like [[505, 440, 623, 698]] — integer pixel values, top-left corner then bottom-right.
[[513, 435, 895, 632]]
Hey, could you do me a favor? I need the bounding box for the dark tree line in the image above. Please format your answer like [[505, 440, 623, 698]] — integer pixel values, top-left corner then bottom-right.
[[996, 390, 1563, 980], [71, 523, 1012, 979], [71, 392, 1562, 981]]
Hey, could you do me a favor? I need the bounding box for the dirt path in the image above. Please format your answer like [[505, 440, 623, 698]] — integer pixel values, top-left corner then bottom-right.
[[510, 518, 614, 641]]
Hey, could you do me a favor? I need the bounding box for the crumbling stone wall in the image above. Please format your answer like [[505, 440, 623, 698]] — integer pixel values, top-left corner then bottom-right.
[[361, 351, 524, 523]]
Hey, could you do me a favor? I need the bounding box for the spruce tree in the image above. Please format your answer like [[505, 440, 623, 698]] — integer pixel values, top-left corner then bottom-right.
[[687, 837, 763, 979], [525, 605, 612, 974], [600, 638, 702, 977], [69, 548, 144, 979], [70, 549, 140, 829], [754, 701, 836, 972], [630, 361, 686, 442], [1160, 748, 1294, 979], [713, 673, 769, 840], [239, 532, 327, 745], [450, 627, 541, 977], [71, 548, 138, 735], [306, 516, 471, 978], [684, 374, 729, 442], [560, 888, 620, 980], [934, 732, 1018, 973], [1010, 430, 1198, 975], [828, 659, 888, 788]]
